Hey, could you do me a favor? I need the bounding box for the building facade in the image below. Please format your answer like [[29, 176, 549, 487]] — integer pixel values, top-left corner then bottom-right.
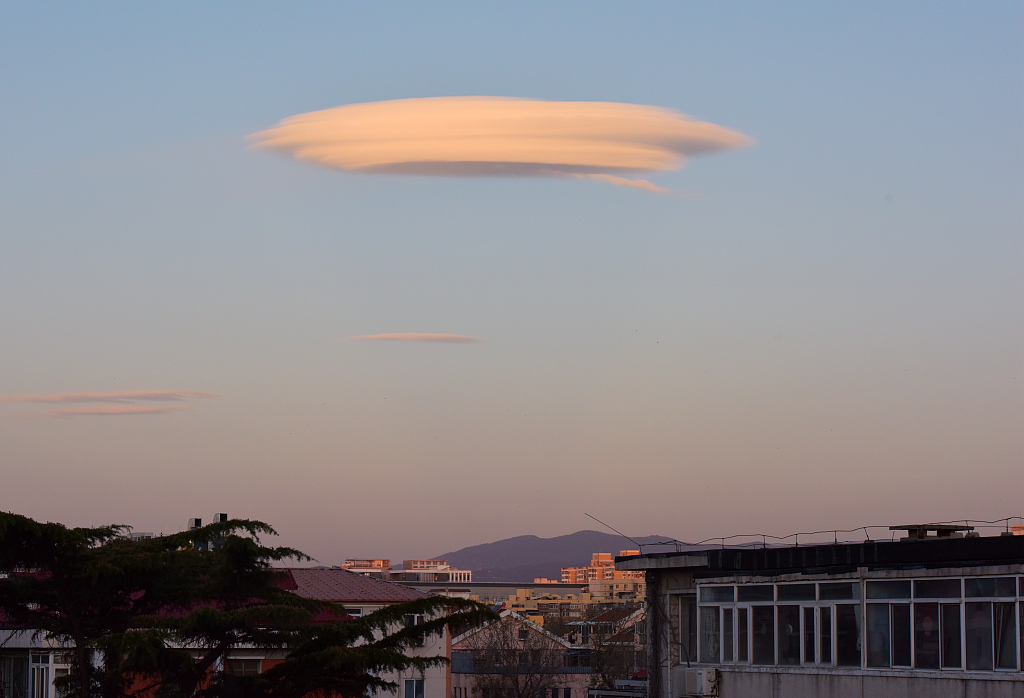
[[452, 610, 591, 698], [342, 558, 473, 583], [564, 552, 646, 587], [617, 532, 1024, 698]]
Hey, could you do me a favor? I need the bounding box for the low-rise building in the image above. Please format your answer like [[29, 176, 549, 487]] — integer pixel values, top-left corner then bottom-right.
[[452, 610, 591, 698], [342, 558, 473, 583], [617, 526, 1024, 698], [391, 560, 472, 584], [504, 588, 643, 623], [284, 567, 453, 698], [393, 580, 587, 604], [342, 558, 392, 577], [1, 568, 455, 698]]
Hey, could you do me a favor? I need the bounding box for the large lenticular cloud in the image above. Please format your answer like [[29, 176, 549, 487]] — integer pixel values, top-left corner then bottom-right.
[[251, 97, 752, 192]]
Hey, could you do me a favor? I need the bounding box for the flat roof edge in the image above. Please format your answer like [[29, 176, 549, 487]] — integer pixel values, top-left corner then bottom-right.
[[616, 553, 709, 570]]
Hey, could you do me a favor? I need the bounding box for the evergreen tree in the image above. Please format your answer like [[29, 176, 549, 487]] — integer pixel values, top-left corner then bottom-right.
[[0, 512, 493, 698]]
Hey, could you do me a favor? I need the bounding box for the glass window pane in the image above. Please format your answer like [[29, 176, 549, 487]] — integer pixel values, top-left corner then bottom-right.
[[941, 604, 962, 668], [820, 606, 832, 664], [738, 607, 749, 662], [915, 579, 962, 599], [700, 586, 735, 603], [867, 604, 890, 667], [965, 578, 1016, 598], [914, 602, 940, 669], [866, 581, 911, 599], [681, 595, 697, 664], [738, 585, 774, 602], [777, 606, 800, 665], [803, 607, 815, 664], [777, 584, 815, 601], [723, 608, 734, 662], [752, 605, 775, 665], [836, 604, 862, 667], [820, 582, 860, 600], [700, 606, 721, 664], [892, 604, 911, 667], [965, 602, 993, 670], [994, 603, 1016, 669]]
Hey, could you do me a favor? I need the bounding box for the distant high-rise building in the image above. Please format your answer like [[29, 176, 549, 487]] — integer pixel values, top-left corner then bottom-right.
[[560, 551, 645, 592]]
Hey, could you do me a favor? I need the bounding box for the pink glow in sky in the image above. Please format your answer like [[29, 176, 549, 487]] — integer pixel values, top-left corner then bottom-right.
[[0, 4, 1020, 564]]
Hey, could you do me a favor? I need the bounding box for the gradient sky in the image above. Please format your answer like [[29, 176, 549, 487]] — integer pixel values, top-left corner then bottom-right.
[[1, 2, 1021, 564]]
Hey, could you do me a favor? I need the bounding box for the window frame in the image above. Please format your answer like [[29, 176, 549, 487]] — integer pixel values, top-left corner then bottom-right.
[[694, 574, 1022, 673]]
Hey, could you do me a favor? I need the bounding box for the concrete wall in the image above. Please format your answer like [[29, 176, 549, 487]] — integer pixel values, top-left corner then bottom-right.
[[715, 668, 1024, 698]]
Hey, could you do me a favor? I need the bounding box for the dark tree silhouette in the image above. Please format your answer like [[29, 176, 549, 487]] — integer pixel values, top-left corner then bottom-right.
[[0, 512, 493, 698]]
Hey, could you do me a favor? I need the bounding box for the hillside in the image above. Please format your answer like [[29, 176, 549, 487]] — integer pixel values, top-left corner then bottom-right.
[[434, 530, 683, 582]]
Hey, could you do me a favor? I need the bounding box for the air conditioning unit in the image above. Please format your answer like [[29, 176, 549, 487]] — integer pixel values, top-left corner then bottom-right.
[[672, 667, 718, 697]]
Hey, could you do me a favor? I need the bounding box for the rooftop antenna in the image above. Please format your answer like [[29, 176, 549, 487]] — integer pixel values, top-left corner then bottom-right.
[[584, 512, 644, 551]]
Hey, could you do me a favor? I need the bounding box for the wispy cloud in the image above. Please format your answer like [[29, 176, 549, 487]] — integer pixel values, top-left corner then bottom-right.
[[572, 173, 672, 195], [0, 390, 220, 404], [349, 333, 480, 343], [0, 390, 220, 419], [17, 405, 198, 420], [251, 97, 752, 193]]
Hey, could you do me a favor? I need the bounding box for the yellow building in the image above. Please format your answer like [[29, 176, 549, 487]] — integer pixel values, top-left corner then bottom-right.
[[560, 551, 645, 589], [503, 584, 644, 623]]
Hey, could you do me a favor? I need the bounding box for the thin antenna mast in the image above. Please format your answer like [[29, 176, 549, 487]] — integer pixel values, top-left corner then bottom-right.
[[584, 512, 644, 550]]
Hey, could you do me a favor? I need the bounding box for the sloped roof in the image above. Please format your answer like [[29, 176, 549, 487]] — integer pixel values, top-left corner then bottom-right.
[[282, 568, 427, 603], [451, 610, 574, 648], [587, 606, 637, 625]]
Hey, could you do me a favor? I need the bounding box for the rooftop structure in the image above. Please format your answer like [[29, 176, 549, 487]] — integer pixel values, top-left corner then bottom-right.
[[890, 523, 974, 540], [404, 559, 449, 570], [341, 558, 391, 578]]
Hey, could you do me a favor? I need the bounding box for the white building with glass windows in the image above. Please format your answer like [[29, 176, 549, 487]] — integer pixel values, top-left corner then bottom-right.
[[0, 630, 69, 698], [616, 529, 1024, 697]]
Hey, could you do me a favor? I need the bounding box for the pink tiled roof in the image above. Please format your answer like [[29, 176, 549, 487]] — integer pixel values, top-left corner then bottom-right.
[[283, 568, 427, 603]]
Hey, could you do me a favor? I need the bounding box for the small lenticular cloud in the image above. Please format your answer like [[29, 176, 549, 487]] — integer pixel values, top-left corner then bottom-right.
[[0, 390, 220, 419], [20, 405, 198, 420], [350, 333, 480, 343], [0, 390, 220, 404], [251, 97, 752, 193]]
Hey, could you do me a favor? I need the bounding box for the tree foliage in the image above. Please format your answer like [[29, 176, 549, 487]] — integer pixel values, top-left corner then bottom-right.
[[0, 512, 495, 698]]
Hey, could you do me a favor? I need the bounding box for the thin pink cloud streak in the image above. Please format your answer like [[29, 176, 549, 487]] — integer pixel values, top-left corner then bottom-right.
[[350, 333, 481, 343], [0, 390, 221, 404], [18, 405, 198, 419]]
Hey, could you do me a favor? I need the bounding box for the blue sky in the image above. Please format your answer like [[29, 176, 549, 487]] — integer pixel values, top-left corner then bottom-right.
[[1, 3, 1021, 562]]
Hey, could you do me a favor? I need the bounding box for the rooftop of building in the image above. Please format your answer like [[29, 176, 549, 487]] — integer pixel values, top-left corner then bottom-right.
[[282, 567, 427, 603], [616, 530, 1024, 578]]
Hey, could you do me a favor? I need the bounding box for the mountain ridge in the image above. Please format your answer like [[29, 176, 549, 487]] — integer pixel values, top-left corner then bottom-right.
[[433, 529, 682, 583]]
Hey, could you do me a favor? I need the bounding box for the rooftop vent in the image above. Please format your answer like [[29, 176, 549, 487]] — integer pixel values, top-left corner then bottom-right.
[[889, 523, 974, 541]]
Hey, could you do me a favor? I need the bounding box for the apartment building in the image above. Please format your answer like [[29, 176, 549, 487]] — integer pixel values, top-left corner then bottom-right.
[[617, 525, 1024, 698]]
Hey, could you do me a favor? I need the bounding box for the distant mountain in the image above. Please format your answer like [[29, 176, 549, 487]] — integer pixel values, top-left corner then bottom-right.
[[434, 530, 685, 583]]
